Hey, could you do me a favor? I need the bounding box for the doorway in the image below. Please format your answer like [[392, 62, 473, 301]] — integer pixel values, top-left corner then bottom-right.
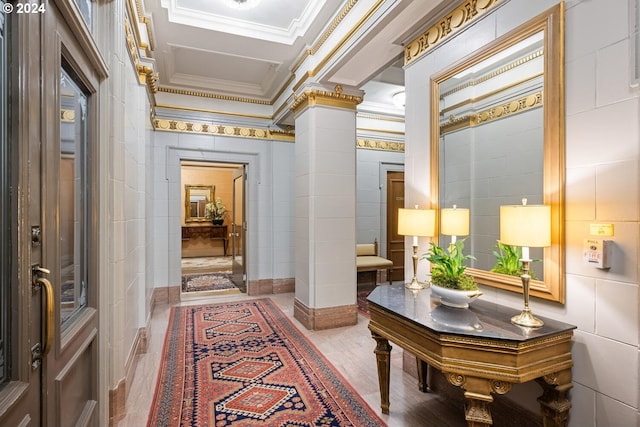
[[387, 171, 405, 282], [0, 3, 102, 426], [179, 161, 247, 296]]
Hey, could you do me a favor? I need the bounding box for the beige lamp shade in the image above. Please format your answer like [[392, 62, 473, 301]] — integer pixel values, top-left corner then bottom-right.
[[500, 204, 551, 247], [397, 208, 436, 237], [441, 207, 470, 236]]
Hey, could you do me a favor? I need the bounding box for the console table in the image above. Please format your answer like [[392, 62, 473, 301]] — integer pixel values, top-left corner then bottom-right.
[[367, 284, 575, 427], [181, 225, 228, 256]]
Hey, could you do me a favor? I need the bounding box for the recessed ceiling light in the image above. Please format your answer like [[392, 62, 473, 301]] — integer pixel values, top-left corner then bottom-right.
[[222, 0, 262, 10], [392, 91, 406, 108]]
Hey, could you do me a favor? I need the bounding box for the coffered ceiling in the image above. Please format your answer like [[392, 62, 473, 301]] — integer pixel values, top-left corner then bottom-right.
[[141, 0, 447, 115]]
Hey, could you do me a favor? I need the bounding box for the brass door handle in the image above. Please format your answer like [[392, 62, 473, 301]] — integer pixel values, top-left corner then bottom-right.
[[35, 277, 54, 356]]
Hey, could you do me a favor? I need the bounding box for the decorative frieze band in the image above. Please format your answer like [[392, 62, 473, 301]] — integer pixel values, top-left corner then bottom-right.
[[153, 118, 294, 142], [404, 0, 504, 66], [440, 90, 543, 135], [356, 138, 405, 152]]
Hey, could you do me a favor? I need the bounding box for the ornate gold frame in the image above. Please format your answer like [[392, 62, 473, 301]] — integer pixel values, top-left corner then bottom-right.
[[184, 185, 214, 223], [430, 4, 565, 303]]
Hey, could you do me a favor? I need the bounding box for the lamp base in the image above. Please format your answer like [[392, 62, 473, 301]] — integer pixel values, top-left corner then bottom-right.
[[405, 277, 428, 290], [511, 308, 544, 328]]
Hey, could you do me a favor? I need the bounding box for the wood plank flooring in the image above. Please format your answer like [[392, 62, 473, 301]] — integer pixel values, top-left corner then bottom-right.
[[117, 292, 478, 427]]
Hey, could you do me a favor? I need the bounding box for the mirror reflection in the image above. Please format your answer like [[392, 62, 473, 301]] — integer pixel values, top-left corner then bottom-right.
[[430, 4, 565, 302], [185, 185, 214, 222], [438, 31, 545, 279]]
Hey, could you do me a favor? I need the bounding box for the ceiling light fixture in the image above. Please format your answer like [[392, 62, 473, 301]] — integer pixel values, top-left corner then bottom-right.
[[222, 0, 262, 10], [392, 91, 406, 108]]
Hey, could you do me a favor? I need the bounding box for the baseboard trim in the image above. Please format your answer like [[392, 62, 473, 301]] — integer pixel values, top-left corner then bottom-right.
[[247, 278, 295, 295], [293, 298, 357, 330]]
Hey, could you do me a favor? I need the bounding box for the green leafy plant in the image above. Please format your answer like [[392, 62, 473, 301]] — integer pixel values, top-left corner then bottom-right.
[[422, 238, 477, 290], [205, 197, 226, 221], [490, 241, 539, 279]]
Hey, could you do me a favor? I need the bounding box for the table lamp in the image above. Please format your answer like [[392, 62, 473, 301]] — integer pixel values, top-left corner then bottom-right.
[[398, 206, 436, 290], [440, 205, 469, 247], [499, 199, 551, 327]]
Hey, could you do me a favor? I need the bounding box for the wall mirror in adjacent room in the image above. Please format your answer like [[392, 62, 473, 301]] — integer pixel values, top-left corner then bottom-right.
[[185, 185, 214, 222], [430, 4, 565, 302]]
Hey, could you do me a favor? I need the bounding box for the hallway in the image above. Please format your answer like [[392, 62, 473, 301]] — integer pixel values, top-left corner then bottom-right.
[[117, 293, 470, 427]]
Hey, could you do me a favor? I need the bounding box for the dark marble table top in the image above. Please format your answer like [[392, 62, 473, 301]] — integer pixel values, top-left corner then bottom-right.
[[367, 284, 576, 342]]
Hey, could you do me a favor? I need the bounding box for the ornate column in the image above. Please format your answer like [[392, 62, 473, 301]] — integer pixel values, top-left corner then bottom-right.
[[290, 85, 362, 330]]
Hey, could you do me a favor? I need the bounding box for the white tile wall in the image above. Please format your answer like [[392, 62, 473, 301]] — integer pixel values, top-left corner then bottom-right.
[[404, 0, 640, 425]]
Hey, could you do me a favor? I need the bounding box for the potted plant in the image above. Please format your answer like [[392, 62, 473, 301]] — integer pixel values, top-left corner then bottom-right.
[[490, 241, 539, 279], [205, 197, 226, 225], [422, 239, 482, 308]]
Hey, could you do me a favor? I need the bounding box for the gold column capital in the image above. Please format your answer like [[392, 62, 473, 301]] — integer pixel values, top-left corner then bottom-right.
[[290, 87, 363, 116]]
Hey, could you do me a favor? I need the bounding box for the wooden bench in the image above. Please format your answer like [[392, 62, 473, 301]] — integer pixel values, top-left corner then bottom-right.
[[357, 240, 393, 285]]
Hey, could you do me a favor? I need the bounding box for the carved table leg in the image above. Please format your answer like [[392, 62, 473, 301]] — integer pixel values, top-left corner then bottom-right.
[[445, 373, 513, 427], [371, 332, 392, 414], [535, 369, 573, 427], [416, 358, 429, 392]]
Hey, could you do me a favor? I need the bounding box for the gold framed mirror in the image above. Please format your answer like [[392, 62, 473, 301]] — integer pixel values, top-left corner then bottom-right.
[[430, 4, 565, 302], [185, 185, 214, 223]]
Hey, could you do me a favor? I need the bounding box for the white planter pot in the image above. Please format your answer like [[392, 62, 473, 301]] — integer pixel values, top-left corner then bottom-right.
[[430, 284, 482, 309]]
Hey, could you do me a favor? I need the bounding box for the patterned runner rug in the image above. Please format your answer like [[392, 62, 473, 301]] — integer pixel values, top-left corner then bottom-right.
[[147, 299, 385, 427], [182, 271, 236, 293]]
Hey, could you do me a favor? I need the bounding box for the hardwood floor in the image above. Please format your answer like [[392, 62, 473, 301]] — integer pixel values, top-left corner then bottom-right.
[[117, 291, 473, 427]]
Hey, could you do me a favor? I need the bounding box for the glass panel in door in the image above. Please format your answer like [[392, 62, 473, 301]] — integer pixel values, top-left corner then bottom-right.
[[231, 166, 246, 292], [59, 68, 88, 326]]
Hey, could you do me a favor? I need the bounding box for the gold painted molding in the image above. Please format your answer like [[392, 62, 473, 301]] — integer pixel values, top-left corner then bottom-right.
[[153, 118, 294, 142], [291, 0, 359, 73], [156, 103, 271, 120], [356, 138, 405, 152], [404, 0, 504, 66], [441, 72, 543, 116], [158, 87, 271, 106], [440, 90, 543, 134], [290, 86, 363, 115], [441, 50, 543, 98], [61, 109, 75, 123], [357, 112, 405, 123], [293, 0, 385, 94]]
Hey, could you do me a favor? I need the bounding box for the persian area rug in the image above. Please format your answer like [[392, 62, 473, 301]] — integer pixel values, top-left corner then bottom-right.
[[147, 299, 386, 427], [181, 271, 236, 293]]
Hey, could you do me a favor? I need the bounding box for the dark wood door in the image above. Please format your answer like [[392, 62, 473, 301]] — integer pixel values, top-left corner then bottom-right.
[[387, 172, 405, 282]]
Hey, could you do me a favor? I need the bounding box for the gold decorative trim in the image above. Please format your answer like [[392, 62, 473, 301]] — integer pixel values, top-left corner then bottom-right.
[[440, 72, 543, 116], [440, 330, 574, 351], [158, 87, 271, 105], [309, 0, 359, 56], [137, 65, 159, 93], [135, 0, 155, 51], [440, 90, 543, 134], [357, 127, 404, 136], [357, 112, 405, 123], [124, 16, 159, 97], [290, 0, 359, 74], [441, 50, 543, 98], [153, 118, 294, 142], [293, 0, 385, 93], [356, 138, 405, 152], [290, 86, 363, 115], [404, 0, 504, 66], [489, 379, 512, 395], [156, 103, 271, 120], [61, 109, 75, 123]]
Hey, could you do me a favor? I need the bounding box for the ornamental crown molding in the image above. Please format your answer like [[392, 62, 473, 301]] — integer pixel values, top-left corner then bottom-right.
[[290, 85, 363, 115], [404, 0, 504, 66]]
